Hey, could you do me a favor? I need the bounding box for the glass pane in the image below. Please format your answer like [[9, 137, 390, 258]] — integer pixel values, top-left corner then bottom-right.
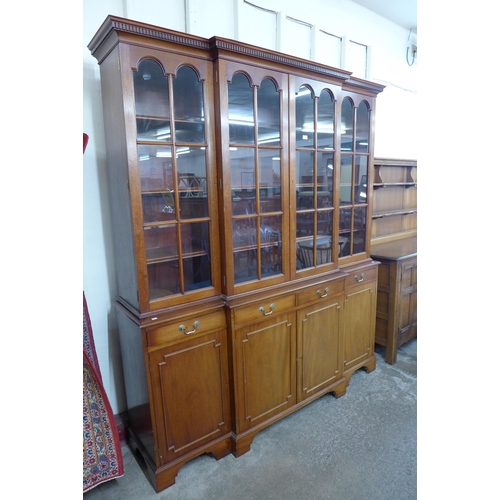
[[356, 101, 370, 153], [341, 98, 354, 151], [318, 150, 334, 206], [231, 148, 256, 215], [173, 66, 205, 143], [296, 212, 314, 237], [296, 235, 333, 270], [297, 238, 313, 270], [295, 85, 314, 148], [339, 208, 352, 257], [340, 155, 353, 205], [177, 147, 208, 219], [317, 210, 332, 236], [258, 78, 280, 145], [137, 118, 171, 142], [317, 176, 332, 209], [233, 218, 257, 283], [259, 150, 281, 213], [296, 150, 315, 209], [228, 73, 254, 144], [339, 207, 352, 233], [353, 233, 366, 255], [182, 221, 211, 291], [354, 155, 368, 204], [134, 59, 170, 119], [145, 225, 180, 297], [148, 261, 180, 299], [261, 216, 282, 277], [317, 89, 334, 150], [139, 145, 176, 223]]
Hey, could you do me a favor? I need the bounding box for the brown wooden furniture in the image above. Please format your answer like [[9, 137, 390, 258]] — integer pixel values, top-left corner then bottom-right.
[[371, 158, 417, 364], [371, 237, 417, 364], [88, 16, 384, 492]]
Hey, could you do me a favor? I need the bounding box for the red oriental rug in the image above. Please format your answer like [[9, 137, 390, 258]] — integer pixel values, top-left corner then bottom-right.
[[83, 293, 124, 492]]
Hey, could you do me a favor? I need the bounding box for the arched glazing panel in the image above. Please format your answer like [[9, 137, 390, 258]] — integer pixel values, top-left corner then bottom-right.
[[356, 101, 370, 153], [258, 78, 280, 145], [228, 72, 254, 144], [295, 85, 314, 148], [317, 90, 334, 150], [134, 59, 170, 141], [173, 66, 205, 143], [341, 98, 354, 152]]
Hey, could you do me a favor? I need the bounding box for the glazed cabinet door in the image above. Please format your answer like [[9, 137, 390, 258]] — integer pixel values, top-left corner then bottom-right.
[[122, 45, 221, 311], [338, 94, 374, 262], [343, 266, 377, 374], [148, 329, 231, 465], [297, 294, 343, 402], [217, 60, 289, 295], [233, 312, 296, 434], [291, 76, 343, 276]]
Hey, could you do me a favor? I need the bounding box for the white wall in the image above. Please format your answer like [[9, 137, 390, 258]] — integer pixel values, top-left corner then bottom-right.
[[83, 0, 417, 414]]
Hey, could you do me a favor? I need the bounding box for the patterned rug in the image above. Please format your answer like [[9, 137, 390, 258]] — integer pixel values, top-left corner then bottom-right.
[[83, 293, 124, 492]]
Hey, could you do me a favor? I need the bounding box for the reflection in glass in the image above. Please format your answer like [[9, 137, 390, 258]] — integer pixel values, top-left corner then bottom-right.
[[260, 216, 282, 277], [233, 218, 257, 283], [340, 155, 353, 205], [355, 156, 368, 204], [145, 221, 212, 297], [317, 89, 334, 149], [177, 147, 208, 219], [231, 149, 256, 215], [259, 150, 281, 213], [352, 206, 366, 254], [356, 101, 370, 153], [296, 212, 314, 238], [134, 59, 170, 119], [228, 73, 254, 144], [173, 66, 205, 143], [258, 78, 280, 145], [341, 98, 354, 151], [183, 221, 211, 291], [295, 85, 314, 148]]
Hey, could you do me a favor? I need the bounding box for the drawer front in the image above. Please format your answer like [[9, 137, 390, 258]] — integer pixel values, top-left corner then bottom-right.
[[297, 277, 345, 306], [345, 266, 377, 288], [147, 309, 226, 348], [233, 295, 295, 327]]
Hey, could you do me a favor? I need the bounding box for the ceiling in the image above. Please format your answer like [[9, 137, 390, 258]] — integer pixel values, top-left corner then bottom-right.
[[351, 0, 417, 32]]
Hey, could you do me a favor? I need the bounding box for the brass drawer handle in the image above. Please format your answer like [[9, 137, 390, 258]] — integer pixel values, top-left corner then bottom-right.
[[316, 287, 329, 298], [178, 321, 200, 335], [259, 303, 275, 316], [354, 273, 365, 283]]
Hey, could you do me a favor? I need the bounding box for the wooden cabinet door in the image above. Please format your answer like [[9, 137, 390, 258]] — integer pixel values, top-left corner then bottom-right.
[[344, 273, 377, 373], [149, 329, 231, 465], [297, 295, 343, 403], [233, 313, 296, 433], [398, 257, 417, 343]]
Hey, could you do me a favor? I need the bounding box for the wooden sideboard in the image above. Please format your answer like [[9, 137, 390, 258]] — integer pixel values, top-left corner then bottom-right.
[[370, 237, 417, 364]]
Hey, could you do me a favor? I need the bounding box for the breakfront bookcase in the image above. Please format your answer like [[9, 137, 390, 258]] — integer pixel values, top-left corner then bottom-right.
[[88, 15, 384, 492], [371, 158, 417, 364]]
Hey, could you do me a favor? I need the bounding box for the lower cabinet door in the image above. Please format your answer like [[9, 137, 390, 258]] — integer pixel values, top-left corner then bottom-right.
[[148, 329, 231, 465], [344, 271, 377, 372], [399, 257, 417, 342], [297, 296, 343, 403], [233, 313, 296, 433]]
